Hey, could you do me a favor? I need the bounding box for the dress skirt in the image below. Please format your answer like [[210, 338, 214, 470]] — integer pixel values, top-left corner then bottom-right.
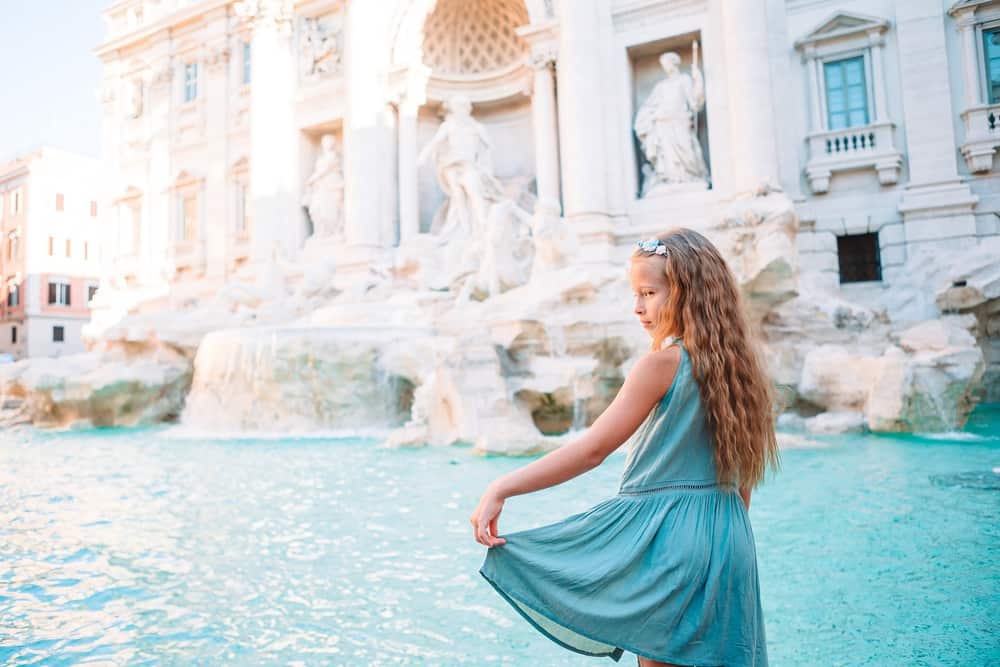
[[479, 485, 768, 666]]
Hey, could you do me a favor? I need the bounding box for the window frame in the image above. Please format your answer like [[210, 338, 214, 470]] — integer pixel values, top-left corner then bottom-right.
[[183, 61, 199, 103], [242, 41, 251, 85], [836, 232, 883, 284], [818, 48, 875, 132], [7, 284, 19, 308], [177, 192, 199, 242], [977, 18, 1000, 105], [47, 280, 71, 307]]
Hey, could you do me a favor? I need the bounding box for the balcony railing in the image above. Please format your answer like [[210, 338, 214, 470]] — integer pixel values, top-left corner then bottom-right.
[[959, 104, 1000, 173], [804, 121, 903, 194]]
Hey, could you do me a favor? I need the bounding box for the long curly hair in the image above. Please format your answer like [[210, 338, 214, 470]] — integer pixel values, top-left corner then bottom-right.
[[632, 227, 780, 490]]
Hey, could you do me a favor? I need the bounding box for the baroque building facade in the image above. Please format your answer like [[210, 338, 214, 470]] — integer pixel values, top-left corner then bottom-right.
[[94, 0, 998, 300]]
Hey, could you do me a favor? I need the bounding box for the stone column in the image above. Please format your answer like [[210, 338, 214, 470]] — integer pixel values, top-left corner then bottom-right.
[[868, 31, 889, 123], [202, 21, 231, 281], [343, 0, 395, 250], [718, 0, 780, 192], [237, 0, 303, 264], [397, 99, 420, 241], [895, 0, 977, 248], [518, 22, 561, 217], [555, 0, 613, 260], [804, 46, 823, 132], [956, 11, 981, 108], [146, 41, 173, 286]]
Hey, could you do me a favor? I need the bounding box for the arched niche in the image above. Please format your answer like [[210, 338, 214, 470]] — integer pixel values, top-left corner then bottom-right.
[[390, 0, 546, 232]]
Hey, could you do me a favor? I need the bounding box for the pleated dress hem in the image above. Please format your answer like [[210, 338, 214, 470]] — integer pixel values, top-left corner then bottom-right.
[[478, 567, 627, 662], [480, 566, 732, 666]]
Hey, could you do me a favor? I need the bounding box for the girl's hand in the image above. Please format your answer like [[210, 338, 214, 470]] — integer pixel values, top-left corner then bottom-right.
[[470, 486, 507, 547]]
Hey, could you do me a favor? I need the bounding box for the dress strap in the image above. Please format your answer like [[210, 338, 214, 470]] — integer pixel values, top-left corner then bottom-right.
[[659, 336, 684, 351]]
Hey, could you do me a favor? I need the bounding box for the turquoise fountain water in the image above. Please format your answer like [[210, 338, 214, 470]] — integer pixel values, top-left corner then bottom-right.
[[1, 407, 997, 665]]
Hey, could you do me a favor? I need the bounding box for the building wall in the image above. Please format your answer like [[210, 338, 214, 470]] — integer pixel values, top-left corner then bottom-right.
[[95, 0, 999, 301], [0, 148, 103, 359]]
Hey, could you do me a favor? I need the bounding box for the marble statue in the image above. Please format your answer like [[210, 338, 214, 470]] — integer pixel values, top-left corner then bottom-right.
[[634, 44, 709, 195], [417, 95, 534, 299], [300, 16, 340, 78], [302, 134, 345, 240], [417, 95, 506, 243]]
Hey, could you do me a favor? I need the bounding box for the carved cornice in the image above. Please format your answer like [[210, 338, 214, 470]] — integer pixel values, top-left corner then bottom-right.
[[611, 0, 704, 34], [235, 0, 294, 34]]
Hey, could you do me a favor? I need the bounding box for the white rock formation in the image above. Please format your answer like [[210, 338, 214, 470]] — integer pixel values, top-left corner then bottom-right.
[[0, 345, 191, 429]]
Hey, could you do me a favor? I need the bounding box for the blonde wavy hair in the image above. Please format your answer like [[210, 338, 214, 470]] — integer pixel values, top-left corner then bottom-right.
[[632, 227, 780, 490]]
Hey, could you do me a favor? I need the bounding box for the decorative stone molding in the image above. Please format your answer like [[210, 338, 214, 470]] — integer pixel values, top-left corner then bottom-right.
[[421, 0, 528, 76], [950, 0, 1000, 172], [611, 0, 704, 35], [517, 21, 559, 71], [151, 64, 173, 89], [299, 13, 343, 81], [235, 0, 294, 34], [794, 11, 902, 193], [205, 44, 231, 71]]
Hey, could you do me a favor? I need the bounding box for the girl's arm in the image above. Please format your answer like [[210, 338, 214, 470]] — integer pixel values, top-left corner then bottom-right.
[[489, 347, 681, 500], [739, 486, 751, 511]]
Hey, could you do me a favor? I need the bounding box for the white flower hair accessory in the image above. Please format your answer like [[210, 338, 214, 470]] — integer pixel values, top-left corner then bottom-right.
[[636, 238, 668, 255]]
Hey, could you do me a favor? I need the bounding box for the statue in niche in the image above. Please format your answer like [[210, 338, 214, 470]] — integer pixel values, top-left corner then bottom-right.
[[417, 95, 534, 299], [300, 15, 341, 79], [634, 43, 709, 196], [302, 134, 345, 241]]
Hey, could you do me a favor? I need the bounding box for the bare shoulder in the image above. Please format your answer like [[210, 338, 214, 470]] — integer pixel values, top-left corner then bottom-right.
[[626, 345, 681, 401]]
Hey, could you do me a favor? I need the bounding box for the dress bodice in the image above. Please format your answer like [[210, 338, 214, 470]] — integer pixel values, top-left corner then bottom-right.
[[617, 343, 724, 494]]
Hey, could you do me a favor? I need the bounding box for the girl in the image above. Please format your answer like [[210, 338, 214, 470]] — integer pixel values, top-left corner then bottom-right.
[[471, 227, 779, 666]]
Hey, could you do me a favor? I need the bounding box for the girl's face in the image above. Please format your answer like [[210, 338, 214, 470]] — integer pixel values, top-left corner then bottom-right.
[[629, 257, 670, 337]]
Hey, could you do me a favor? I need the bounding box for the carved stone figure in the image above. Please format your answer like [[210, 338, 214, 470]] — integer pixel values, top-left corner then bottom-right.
[[302, 134, 345, 240], [417, 95, 533, 299], [300, 16, 340, 78], [634, 44, 709, 195], [418, 95, 507, 242]]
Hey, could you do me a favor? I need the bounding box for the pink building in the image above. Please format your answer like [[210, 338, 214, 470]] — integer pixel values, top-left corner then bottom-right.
[[0, 148, 104, 359]]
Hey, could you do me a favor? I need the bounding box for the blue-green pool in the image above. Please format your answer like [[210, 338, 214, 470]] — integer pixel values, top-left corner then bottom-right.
[[1, 407, 997, 666]]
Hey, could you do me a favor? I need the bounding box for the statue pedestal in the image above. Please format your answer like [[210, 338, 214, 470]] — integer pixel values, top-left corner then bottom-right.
[[642, 180, 709, 199], [300, 234, 345, 265], [328, 244, 386, 291]]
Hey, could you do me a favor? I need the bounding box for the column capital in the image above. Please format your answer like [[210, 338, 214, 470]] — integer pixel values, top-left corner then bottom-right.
[[387, 62, 431, 111], [528, 42, 558, 70], [516, 21, 559, 69], [150, 63, 173, 90], [235, 0, 294, 34], [205, 44, 231, 71]]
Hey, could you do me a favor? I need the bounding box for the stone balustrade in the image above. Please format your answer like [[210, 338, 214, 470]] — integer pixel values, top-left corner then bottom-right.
[[959, 103, 1000, 173], [804, 121, 903, 194]]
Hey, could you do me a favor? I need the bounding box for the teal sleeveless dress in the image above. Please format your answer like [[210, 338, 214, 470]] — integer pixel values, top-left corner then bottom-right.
[[479, 343, 768, 665]]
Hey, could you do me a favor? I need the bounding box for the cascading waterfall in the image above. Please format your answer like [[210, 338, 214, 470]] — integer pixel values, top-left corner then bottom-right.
[[180, 325, 419, 435]]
